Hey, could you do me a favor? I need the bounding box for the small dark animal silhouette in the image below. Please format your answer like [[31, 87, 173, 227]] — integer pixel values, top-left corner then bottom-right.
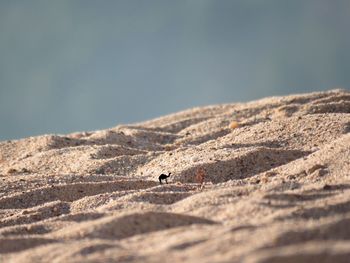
[[159, 172, 171, 184]]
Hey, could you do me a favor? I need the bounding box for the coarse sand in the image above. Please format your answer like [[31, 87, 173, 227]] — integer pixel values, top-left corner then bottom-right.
[[1, 89, 350, 262]]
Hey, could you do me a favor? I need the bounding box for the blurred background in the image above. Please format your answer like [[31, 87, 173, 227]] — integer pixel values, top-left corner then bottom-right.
[[1, 0, 349, 141]]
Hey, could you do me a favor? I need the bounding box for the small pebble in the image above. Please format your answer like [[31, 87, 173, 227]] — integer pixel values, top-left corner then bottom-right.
[[229, 121, 240, 129]]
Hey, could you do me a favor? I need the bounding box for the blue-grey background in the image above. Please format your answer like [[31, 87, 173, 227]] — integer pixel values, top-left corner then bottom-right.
[[1, 0, 349, 141]]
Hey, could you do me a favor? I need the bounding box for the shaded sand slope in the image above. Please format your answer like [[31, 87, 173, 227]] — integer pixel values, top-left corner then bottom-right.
[[0, 89, 350, 262]]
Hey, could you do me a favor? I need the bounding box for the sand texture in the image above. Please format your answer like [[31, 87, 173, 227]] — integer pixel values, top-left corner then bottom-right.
[[1, 89, 350, 262]]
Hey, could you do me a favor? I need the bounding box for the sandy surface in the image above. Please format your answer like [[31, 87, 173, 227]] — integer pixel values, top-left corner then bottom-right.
[[1, 89, 350, 262]]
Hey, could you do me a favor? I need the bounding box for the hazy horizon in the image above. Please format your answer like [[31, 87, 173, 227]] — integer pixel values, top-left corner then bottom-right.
[[1, 0, 349, 141]]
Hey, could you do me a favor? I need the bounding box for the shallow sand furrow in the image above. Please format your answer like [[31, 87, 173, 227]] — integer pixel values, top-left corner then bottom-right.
[[0, 181, 157, 209], [50, 212, 217, 240]]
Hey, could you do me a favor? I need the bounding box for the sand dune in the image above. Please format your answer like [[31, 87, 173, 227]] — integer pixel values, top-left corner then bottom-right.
[[1, 89, 350, 262]]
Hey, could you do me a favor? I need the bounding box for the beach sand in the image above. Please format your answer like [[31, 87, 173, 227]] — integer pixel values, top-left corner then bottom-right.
[[1, 89, 350, 262]]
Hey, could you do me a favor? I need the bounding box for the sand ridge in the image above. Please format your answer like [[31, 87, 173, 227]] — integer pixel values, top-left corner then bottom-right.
[[0, 89, 350, 262]]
